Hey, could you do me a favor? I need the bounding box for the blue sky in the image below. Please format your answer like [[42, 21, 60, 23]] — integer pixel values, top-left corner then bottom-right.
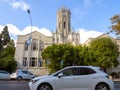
[[0, 0, 120, 43]]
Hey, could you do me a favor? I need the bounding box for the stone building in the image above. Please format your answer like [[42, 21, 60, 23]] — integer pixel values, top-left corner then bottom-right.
[[15, 7, 80, 75]]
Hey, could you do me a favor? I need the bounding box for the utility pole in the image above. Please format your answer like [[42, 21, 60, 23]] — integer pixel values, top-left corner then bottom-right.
[[26, 9, 33, 70]]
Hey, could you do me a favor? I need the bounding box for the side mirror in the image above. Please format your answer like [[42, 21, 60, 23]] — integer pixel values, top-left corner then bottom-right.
[[58, 73, 63, 78]]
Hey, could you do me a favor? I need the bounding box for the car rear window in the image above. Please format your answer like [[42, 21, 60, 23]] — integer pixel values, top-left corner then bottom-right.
[[79, 67, 96, 75]]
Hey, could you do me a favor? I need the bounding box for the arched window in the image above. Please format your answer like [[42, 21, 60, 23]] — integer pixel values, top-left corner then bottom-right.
[[23, 57, 27, 66], [32, 40, 38, 50], [64, 21, 66, 29]]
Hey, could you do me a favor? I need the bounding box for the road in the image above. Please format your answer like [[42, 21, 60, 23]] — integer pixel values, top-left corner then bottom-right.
[[0, 81, 29, 90], [0, 80, 120, 90]]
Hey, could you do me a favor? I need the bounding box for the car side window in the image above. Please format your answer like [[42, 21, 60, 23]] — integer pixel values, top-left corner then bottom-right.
[[61, 68, 79, 76], [22, 71, 28, 74], [0, 71, 9, 74], [27, 71, 33, 75], [79, 68, 96, 75]]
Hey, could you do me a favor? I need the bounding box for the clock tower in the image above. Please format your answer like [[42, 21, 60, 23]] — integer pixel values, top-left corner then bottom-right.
[[53, 7, 80, 45]]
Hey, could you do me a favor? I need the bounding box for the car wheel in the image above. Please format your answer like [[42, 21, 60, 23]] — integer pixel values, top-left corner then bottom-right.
[[17, 76, 22, 81], [38, 83, 52, 90], [95, 83, 110, 90]]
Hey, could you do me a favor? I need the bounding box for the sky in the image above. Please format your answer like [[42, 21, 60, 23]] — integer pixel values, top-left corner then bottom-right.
[[0, 0, 120, 44]]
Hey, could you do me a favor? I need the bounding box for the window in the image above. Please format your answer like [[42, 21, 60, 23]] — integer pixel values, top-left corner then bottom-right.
[[22, 71, 28, 74], [79, 68, 96, 75], [40, 42, 44, 50], [32, 40, 38, 50], [23, 57, 27, 66], [64, 21, 66, 28], [0, 71, 9, 74], [38, 60, 42, 67], [29, 57, 37, 67], [55, 68, 79, 77]]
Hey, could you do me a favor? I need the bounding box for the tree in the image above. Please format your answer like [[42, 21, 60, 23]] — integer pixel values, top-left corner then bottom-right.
[[42, 44, 65, 73], [79, 46, 97, 66], [110, 15, 120, 34], [90, 37, 119, 70], [42, 44, 82, 73], [1, 26, 10, 46], [0, 26, 17, 73], [0, 34, 3, 50]]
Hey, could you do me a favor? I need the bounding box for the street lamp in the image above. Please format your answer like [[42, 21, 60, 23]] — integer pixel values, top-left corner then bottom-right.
[[26, 9, 33, 70], [27, 9, 33, 34]]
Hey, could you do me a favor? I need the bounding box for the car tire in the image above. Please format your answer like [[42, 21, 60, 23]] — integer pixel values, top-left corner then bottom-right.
[[38, 83, 52, 90], [95, 83, 110, 90], [17, 76, 22, 81]]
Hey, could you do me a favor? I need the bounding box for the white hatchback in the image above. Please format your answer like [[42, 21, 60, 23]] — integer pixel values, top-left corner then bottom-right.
[[29, 66, 114, 90], [10, 70, 35, 81], [0, 70, 10, 80]]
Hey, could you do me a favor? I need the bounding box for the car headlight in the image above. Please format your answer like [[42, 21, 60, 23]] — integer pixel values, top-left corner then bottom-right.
[[31, 79, 39, 83]]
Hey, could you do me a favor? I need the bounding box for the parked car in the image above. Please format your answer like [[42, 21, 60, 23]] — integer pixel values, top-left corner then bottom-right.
[[0, 70, 10, 80], [29, 66, 114, 90], [10, 70, 35, 81]]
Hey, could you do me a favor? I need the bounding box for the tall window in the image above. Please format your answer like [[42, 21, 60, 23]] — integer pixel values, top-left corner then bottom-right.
[[23, 57, 27, 66], [64, 21, 66, 29], [32, 40, 38, 50], [29, 57, 37, 67], [38, 60, 42, 67], [39, 42, 44, 50]]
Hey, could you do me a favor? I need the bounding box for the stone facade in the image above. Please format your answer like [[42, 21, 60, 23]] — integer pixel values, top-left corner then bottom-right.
[[15, 31, 52, 75], [53, 7, 80, 45], [15, 7, 80, 75]]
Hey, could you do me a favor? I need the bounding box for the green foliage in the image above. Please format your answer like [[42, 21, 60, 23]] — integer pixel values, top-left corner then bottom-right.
[[0, 41, 17, 73], [42, 37, 119, 73], [1, 26, 10, 46], [110, 15, 120, 34], [42, 44, 82, 73], [0, 26, 17, 73], [90, 37, 119, 68]]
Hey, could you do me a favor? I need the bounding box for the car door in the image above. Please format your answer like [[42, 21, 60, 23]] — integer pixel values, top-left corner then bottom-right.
[[78, 67, 96, 89], [21, 71, 29, 79], [22, 71, 33, 79], [54, 68, 80, 90], [3, 71, 10, 79], [26, 71, 34, 79], [0, 71, 2, 79], [0, 71, 10, 79]]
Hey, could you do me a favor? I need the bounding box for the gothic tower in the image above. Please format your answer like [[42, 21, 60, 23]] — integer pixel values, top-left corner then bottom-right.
[[56, 7, 71, 44], [53, 7, 80, 45]]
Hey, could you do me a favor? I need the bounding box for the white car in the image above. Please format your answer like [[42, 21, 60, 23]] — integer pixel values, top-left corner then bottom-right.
[[10, 70, 35, 81], [0, 70, 10, 80], [29, 66, 114, 90]]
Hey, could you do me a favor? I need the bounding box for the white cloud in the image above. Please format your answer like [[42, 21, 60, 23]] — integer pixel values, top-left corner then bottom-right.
[[10, 1, 31, 11], [0, 24, 103, 45], [2, 0, 31, 11], [6, 24, 21, 35], [0, 24, 52, 46], [78, 28, 103, 44], [21, 26, 52, 36]]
